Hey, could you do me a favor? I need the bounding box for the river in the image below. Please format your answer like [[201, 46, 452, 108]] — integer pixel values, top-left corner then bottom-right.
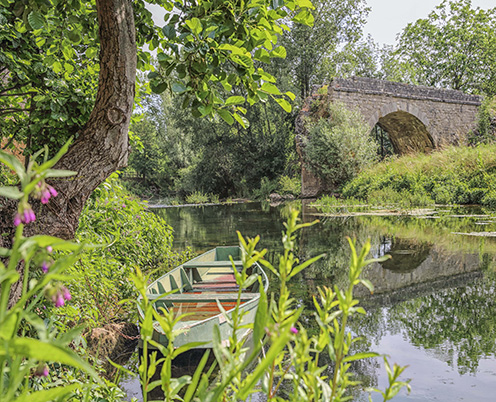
[[149, 200, 496, 401]]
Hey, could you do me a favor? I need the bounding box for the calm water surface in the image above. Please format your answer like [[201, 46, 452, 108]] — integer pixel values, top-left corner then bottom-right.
[[152, 201, 496, 401]]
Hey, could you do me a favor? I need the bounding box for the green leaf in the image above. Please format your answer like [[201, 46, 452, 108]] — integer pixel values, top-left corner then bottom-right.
[[344, 352, 380, 363], [44, 169, 77, 178], [28, 11, 44, 30], [275, 97, 292, 112], [252, 281, 268, 346], [1, 338, 99, 380], [16, 384, 81, 402], [151, 82, 168, 94], [0, 186, 23, 200], [295, 0, 315, 9], [0, 149, 25, 179], [163, 24, 176, 40], [285, 91, 296, 101], [0, 313, 18, 340], [293, 9, 314, 26], [233, 113, 249, 128], [225, 96, 245, 106], [261, 82, 281, 95], [171, 82, 188, 94], [85, 47, 98, 59], [183, 350, 211, 402], [67, 30, 81, 44], [186, 18, 202, 36], [254, 48, 271, 63], [270, 46, 287, 58], [288, 254, 324, 280], [217, 109, 234, 125], [52, 61, 63, 74]]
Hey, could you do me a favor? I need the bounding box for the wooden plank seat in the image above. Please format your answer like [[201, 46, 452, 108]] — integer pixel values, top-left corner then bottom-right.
[[182, 260, 243, 269], [148, 293, 258, 303]]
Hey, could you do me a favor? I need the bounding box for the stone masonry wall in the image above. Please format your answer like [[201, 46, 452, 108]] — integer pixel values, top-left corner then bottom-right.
[[297, 77, 482, 197]]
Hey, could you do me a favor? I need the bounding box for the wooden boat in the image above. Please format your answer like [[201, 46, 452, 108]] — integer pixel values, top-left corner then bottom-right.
[[139, 246, 269, 349]]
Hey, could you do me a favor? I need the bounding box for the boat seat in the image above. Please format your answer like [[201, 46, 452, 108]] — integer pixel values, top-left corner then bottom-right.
[[147, 293, 258, 303], [182, 260, 243, 269]]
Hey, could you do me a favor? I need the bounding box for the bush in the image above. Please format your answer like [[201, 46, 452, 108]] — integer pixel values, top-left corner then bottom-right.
[[341, 144, 496, 207], [185, 191, 210, 204], [304, 102, 378, 189], [58, 176, 191, 328], [252, 176, 278, 200], [278, 175, 301, 196]]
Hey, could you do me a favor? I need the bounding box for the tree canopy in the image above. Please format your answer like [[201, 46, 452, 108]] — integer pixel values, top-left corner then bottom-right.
[[395, 0, 496, 96], [0, 0, 315, 239]]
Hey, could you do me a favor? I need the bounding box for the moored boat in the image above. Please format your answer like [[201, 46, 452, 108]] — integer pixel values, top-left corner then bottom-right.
[[138, 246, 268, 349]]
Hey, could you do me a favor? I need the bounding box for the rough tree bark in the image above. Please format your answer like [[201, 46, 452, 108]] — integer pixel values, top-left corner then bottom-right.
[[2, 0, 137, 303], [24, 0, 135, 240]]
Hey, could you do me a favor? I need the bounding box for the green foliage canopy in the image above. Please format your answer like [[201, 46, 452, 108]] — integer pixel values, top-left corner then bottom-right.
[[1, 0, 315, 155], [395, 0, 496, 96]]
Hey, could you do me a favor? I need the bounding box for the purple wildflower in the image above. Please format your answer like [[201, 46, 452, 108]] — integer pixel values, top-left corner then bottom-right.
[[35, 364, 49, 377], [122, 203, 126, 208], [48, 186, 58, 197], [46, 246, 53, 253], [290, 326, 298, 334], [41, 261, 49, 273], [41, 190, 50, 204], [54, 294, 65, 307], [62, 287, 72, 301], [14, 213, 22, 226]]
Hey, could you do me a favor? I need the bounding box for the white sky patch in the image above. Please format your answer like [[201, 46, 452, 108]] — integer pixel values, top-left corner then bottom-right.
[[365, 0, 496, 45]]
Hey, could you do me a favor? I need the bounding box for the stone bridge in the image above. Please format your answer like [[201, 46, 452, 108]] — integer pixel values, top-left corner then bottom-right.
[[296, 77, 482, 197]]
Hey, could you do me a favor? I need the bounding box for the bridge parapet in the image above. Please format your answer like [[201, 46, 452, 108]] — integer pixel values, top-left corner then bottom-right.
[[329, 77, 482, 106]]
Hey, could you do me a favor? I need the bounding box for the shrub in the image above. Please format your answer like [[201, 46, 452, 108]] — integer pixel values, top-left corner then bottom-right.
[[341, 144, 496, 207], [185, 191, 210, 204], [58, 176, 191, 328], [278, 175, 301, 196], [252, 176, 278, 200], [304, 102, 378, 189]]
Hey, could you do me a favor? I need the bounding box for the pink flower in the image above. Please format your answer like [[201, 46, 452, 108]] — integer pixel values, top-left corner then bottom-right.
[[48, 186, 58, 197], [14, 213, 22, 226], [35, 364, 49, 377], [290, 326, 298, 334], [62, 287, 71, 301], [41, 190, 50, 204], [21, 208, 36, 224], [46, 246, 53, 253], [41, 261, 49, 273], [54, 294, 65, 307]]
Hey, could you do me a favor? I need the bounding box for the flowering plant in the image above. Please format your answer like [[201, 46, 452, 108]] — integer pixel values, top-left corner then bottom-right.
[[0, 142, 99, 401]]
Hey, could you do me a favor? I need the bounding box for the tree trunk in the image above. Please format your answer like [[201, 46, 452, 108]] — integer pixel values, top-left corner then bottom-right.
[[35, 0, 136, 240], [2, 0, 137, 304]]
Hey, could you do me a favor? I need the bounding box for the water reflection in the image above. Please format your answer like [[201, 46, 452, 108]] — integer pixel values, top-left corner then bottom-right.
[[152, 202, 496, 401]]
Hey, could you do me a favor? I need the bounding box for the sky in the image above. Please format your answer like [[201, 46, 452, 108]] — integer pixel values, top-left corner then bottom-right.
[[365, 0, 496, 45]]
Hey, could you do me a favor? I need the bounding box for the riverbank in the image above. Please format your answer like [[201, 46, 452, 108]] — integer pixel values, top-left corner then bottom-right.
[[329, 144, 496, 208]]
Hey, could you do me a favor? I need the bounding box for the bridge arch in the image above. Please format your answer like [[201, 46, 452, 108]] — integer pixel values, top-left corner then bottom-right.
[[368, 103, 435, 155]]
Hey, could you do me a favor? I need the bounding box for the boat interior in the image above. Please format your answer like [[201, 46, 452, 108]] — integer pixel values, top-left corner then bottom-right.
[[146, 247, 262, 323]]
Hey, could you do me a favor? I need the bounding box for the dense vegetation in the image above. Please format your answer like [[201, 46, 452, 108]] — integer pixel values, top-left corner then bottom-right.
[[314, 143, 496, 209], [2, 0, 496, 400]]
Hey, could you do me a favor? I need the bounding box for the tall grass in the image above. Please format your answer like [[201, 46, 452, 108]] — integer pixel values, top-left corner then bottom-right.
[[342, 144, 496, 207]]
